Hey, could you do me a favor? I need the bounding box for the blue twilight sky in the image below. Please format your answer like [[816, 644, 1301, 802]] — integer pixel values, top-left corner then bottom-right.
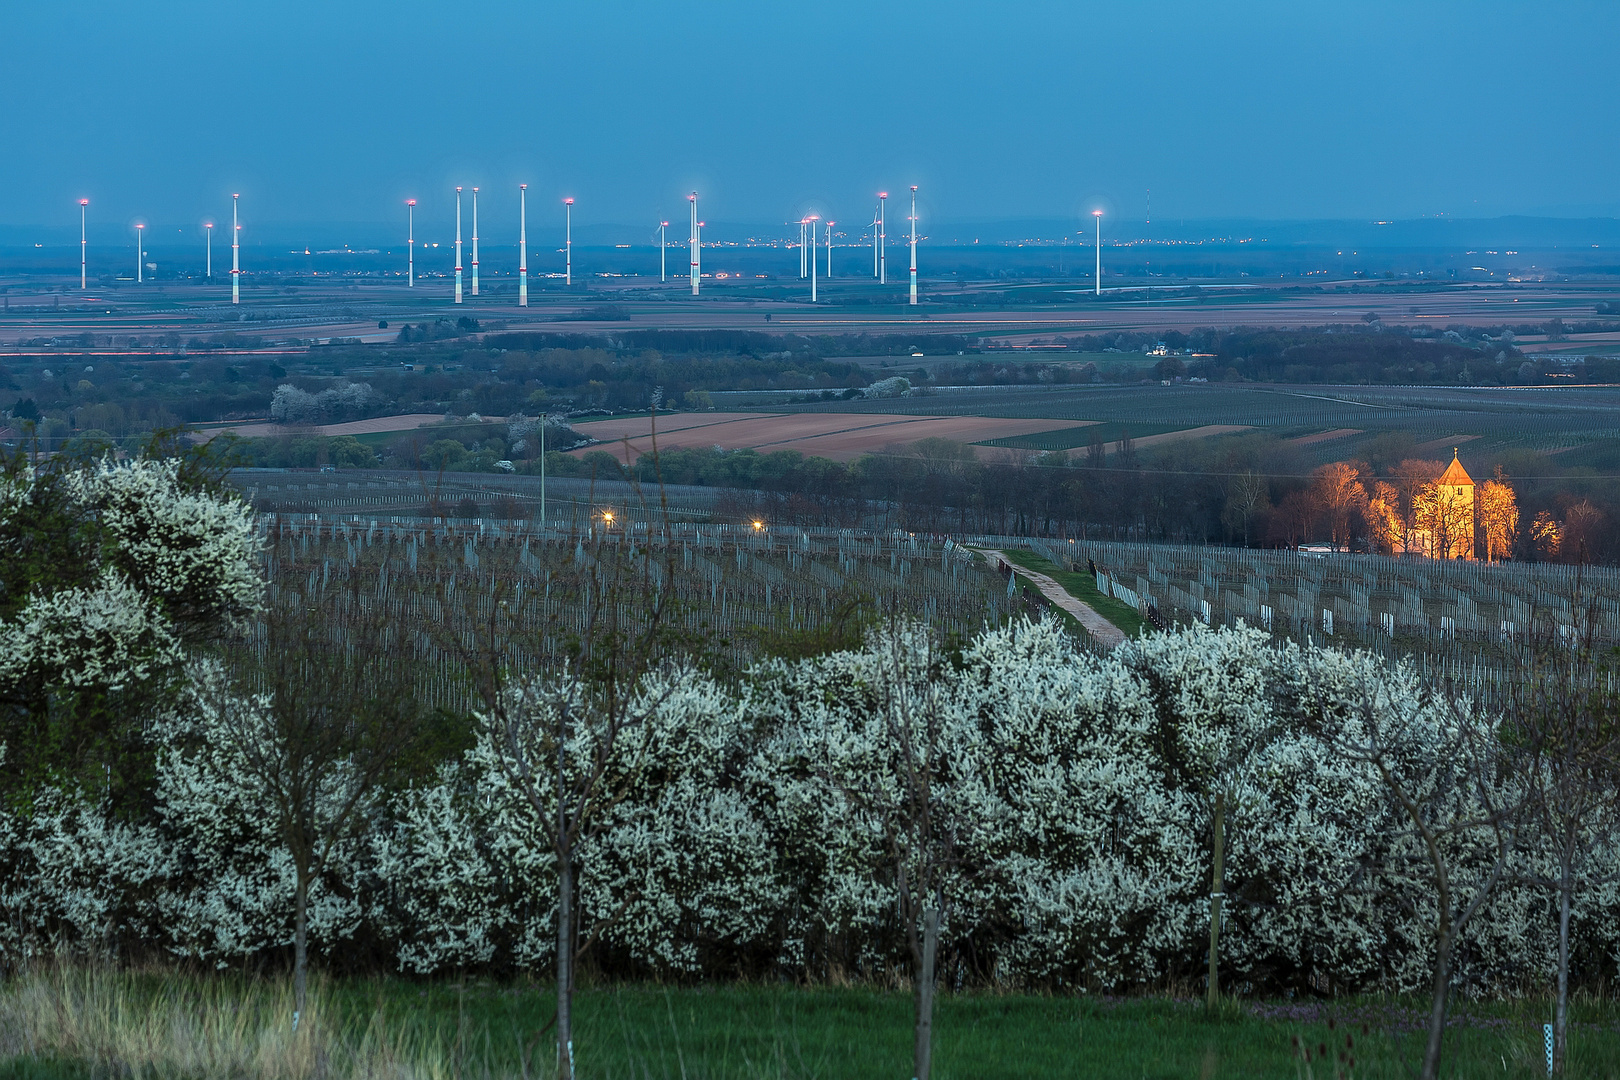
[[2, 1, 1617, 236]]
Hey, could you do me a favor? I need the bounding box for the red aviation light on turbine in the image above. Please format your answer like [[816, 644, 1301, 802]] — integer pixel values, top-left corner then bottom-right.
[[79, 198, 89, 206], [564, 197, 574, 204]]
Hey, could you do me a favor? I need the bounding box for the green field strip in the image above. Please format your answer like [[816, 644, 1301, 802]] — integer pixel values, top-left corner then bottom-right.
[[975, 421, 1183, 451]]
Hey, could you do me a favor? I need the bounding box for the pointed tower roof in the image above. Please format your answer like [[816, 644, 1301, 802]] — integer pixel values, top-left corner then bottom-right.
[[1439, 449, 1474, 487]]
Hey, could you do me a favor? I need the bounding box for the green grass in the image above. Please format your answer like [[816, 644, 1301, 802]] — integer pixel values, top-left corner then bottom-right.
[[975, 421, 1183, 452], [6, 973, 1619, 1080], [999, 547, 1148, 638]]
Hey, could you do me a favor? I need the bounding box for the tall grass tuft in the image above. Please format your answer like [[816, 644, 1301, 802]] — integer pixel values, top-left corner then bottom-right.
[[0, 965, 474, 1080]]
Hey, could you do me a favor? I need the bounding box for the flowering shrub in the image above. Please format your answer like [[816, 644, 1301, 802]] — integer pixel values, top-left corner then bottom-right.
[[0, 452, 262, 803], [268, 382, 381, 425], [1, 616, 1614, 996]]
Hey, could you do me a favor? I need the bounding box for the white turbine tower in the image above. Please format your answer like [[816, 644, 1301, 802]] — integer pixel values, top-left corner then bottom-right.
[[78, 199, 89, 289], [871, 202, 880, 279], [454, 187, 464, 304], [470, 187, 480, 296], [1093, 209, 1103, 296], [518, 184, 529, 307], [826, 220, 834, 279], [135, 223, 145, 284], [205, 221, 213, 279], [688, 191, 699, 296], [564, 197, 574, 286], [808, 214, 819, 302], [879, 192, 887, 284], [908, 186, 918, 306], [799, 218, 807, 278], [406, 199, 416, 287], [659, 220, 668, 282], [231, 193, 240, 304]]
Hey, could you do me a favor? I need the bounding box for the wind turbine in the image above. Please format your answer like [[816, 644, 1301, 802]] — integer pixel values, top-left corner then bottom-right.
[[564, 197, 574, 286], [470, 187, 480, 296], [78, 199, 89, 289], [205, 221, 213, 279], [518, 184, 528, 307], [659, 220, 669, 282], [231, 193, 240, 304], [135, 223, 145, 284], [688, 192, 699, 296], [878, 192, 887, 284], [406, 199, 416, 287], [871, 202, 880, 279], [825, 220, 834, 279], [807, 214, 819, 302], [454, 187, 464, 304], [799, 218, 807, 278], [1095, 208, 1108, 296], [908, 186, 918, 306]]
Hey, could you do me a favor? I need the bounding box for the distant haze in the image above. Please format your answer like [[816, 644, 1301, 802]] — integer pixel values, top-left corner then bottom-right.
[[2, 1, 1617, 235]]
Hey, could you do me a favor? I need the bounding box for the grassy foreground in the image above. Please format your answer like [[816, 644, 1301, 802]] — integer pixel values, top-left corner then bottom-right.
[[3, 968, 1619, 1079]]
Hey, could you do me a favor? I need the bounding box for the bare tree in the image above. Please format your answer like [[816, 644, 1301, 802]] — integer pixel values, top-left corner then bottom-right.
[[1310, 462, 1365, 552], [468, 433, 683, 1080], [1508, 600, 1620, 1074], [1220, 469, 1268, 547], [1391, 458, 1444, 555], [822, 623, 989, 1080], [1308, 674, 1520, 1080], [215, 590, 429, 1028]]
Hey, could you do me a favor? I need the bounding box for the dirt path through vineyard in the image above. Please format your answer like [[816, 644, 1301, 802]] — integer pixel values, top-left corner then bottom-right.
[[980, 549, 1127, 648]]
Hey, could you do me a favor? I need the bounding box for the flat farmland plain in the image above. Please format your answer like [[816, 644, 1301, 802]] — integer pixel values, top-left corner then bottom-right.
[[4, 276, 1618, 358], [769, 382, 1620, 465]]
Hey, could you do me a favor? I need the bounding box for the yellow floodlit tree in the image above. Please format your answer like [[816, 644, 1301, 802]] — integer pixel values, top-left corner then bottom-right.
[[1365, 480, 1402, 555], [1477, 468, 1519, 563], [1310, 462, 1365, 552], [1530, 511, 1561, 560]]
